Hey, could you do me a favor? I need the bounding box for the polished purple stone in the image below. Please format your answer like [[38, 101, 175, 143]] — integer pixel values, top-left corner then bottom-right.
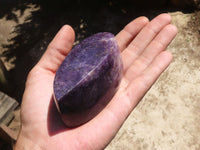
[[53, 32, 123, 127]]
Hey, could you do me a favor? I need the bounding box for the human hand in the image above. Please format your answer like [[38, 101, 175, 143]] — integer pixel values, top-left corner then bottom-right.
[[14, 13, 177, 150]]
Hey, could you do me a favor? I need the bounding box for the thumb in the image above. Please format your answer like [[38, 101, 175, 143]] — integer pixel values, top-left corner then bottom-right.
[[38, 25, 75, 73]]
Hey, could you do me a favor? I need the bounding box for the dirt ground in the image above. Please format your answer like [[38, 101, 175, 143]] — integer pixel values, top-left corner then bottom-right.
[[0, 1, 200, 149]]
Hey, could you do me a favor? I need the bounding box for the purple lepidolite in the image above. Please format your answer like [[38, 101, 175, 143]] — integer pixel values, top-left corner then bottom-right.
[[53, 32, 123, 127]]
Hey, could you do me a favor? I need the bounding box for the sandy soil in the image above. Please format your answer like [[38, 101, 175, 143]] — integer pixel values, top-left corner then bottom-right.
[[0, 1, 200, 149]]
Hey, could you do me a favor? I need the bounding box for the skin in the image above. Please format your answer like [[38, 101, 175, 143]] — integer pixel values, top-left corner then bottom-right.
[[14, 13, 177, 150]]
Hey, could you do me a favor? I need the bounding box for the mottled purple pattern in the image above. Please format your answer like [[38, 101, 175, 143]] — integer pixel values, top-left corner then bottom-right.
[[53, 32, 123, 126]]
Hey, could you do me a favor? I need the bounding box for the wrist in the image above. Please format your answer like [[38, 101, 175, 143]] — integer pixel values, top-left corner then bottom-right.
[[14, 132, 43, 150]]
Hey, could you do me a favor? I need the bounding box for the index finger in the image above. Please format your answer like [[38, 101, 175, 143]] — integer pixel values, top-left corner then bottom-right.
[[115, 16, 149, 51]]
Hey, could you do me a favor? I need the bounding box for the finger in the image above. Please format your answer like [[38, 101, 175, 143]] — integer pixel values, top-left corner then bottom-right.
[[105, 51, 173, 129], [115, 16, 149, 51], [125, 51, 173, 102], [38, 25, 75, 73], [139, 24, 177, 65], [123, 24, 177, 81], [121, 13, 172, 70]]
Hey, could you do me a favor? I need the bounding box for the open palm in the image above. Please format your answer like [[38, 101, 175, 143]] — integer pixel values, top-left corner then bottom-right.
[[15, 14, 177, 150]]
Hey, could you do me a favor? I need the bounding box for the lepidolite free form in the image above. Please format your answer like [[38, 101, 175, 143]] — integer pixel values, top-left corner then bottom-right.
[[53, 32, 123, 127]]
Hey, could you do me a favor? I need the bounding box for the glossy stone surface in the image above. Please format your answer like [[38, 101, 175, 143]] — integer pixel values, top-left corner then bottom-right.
[[53, 32, 123, 127]]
